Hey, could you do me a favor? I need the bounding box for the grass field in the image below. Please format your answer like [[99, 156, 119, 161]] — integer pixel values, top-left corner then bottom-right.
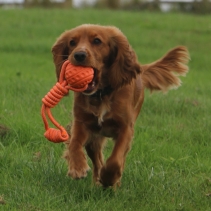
[[0, 8, 211, 211]]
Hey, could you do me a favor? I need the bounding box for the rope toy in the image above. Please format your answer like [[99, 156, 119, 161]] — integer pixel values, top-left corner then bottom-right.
[[41, 60, 94, 143]]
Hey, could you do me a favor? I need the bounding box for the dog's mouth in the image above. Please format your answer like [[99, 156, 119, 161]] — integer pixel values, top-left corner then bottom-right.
[[83, 68, 99, 95]]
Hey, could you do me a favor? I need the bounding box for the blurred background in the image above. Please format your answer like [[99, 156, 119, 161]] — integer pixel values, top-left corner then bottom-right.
[[0, 0, 211, 13]]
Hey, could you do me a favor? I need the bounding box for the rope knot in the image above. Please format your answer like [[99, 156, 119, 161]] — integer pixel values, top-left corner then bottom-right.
[[44, 128, 69, 143], [41, 60, 94, 143], [42, 82, 69, 108]]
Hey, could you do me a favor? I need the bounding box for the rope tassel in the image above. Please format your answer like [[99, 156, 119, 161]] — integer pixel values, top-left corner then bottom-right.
[[41, 60, 94, 143]]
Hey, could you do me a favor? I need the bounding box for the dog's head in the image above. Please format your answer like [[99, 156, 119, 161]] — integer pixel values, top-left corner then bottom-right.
[[52, 24, 141, 95]]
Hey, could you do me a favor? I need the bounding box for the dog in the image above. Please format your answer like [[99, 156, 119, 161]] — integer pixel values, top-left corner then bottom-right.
[[51, 24, 189, 188]]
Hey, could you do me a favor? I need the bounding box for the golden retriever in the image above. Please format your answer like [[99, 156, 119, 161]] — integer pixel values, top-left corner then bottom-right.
[[51, 24, 189, 188]]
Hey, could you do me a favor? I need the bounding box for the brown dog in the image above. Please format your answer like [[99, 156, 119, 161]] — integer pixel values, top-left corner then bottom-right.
[[52, 24, 189, 188]]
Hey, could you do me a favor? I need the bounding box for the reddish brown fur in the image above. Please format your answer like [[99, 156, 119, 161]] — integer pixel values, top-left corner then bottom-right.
[[52, 24, 189, 188]]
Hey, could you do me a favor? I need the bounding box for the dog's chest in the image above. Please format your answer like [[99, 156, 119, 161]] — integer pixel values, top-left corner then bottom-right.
[[88, 114, 118, 138], [84, 96, 120, 137], [90, 101, 110, 125], [88, 96, 113, 124]]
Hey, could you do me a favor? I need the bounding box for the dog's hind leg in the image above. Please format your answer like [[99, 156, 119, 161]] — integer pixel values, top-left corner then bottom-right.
[[85, 136, 106, 185]]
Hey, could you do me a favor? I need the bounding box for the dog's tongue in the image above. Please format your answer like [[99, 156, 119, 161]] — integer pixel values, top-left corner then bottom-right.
[[85, 81, 95, 92]]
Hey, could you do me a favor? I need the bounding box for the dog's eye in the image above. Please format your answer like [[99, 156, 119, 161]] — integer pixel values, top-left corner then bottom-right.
[[69, 40, 76, 47], [93, 38, 101, 45]]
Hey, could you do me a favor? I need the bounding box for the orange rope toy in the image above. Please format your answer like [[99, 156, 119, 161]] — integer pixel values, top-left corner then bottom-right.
[[41, 60, 94, 143]]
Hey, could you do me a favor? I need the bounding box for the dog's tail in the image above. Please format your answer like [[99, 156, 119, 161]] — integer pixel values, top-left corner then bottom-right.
[[141, 46, 190, 92]]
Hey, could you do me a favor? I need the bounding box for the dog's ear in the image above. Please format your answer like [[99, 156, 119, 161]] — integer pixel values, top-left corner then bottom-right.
[[52, 32, 69, 81], [107, 27, 141, 89]]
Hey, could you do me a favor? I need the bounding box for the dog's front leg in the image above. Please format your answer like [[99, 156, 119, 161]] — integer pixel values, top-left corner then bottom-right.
[[100, 125, 134, 187], [64, 121, 90, 179]]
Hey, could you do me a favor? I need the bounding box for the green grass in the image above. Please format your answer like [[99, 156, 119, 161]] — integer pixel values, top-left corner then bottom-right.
[[0, 8, 211, 211]]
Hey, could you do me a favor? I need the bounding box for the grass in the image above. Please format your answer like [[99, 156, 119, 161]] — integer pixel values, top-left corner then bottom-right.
[[0, 8, 211, 211]]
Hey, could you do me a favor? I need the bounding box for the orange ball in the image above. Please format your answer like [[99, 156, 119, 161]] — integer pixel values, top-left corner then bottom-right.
[[64, 63, 94, 90]]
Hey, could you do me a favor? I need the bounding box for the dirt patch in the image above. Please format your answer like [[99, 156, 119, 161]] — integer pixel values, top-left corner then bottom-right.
[[0, 124, 10, 138], [0, 195, 6, 205]]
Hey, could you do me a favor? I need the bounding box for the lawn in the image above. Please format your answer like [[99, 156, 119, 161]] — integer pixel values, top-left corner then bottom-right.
[[0, 8, 211, 211]]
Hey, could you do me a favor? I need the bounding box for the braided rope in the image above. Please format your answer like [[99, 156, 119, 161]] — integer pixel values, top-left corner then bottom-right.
[[41, 60, 93, 143]]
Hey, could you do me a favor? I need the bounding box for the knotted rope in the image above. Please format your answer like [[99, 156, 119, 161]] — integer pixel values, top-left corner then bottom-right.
[[41, 60, 94, 143]]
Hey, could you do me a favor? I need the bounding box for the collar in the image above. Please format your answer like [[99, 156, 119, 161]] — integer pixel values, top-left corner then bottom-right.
[[90, 86, 113, 100]]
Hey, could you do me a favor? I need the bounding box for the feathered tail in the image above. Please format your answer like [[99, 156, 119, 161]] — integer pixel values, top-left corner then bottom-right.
[[141, 46, 190, 92]]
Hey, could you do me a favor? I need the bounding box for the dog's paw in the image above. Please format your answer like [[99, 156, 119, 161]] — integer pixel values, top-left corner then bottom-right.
[[99, 162, 122, 188], [64, 147, 91, 179], [67, 164, 91, 179]]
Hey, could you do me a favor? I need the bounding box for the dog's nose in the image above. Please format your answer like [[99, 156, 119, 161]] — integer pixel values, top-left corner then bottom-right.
[[74, 51, 87, 62]]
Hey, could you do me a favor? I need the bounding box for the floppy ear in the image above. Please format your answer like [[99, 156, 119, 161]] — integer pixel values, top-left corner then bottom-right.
[[108, 28, 141, 88], [51, 32, 70, 81]]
